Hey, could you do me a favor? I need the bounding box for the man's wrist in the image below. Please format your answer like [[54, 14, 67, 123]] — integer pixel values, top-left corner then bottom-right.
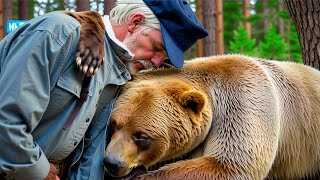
[[5, 154, 50, 180]]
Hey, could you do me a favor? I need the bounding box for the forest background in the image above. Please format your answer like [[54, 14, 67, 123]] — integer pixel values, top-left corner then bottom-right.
[[0, 0, 303, 64]]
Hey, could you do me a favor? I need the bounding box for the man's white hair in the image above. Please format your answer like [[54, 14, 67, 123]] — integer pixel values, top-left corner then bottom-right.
[[109, 0, 161, 31]]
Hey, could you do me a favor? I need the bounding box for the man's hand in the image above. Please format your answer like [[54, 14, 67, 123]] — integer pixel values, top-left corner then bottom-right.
[[45, 163, 60, 180], [64, 11, 105, 77]]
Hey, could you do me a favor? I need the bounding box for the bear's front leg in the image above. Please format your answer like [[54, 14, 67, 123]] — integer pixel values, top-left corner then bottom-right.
[[137, 157, 248, 180], [64, 11, 105, 76]]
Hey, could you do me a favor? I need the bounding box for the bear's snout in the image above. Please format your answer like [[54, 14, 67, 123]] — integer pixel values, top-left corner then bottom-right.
[[104, 155, 126, 177]]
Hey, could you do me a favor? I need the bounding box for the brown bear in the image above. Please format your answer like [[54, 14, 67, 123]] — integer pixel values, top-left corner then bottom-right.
[[104, 55, 320, 179]]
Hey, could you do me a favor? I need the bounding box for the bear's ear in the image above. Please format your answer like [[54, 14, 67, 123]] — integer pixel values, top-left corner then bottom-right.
[[178, 90, 207, 115]]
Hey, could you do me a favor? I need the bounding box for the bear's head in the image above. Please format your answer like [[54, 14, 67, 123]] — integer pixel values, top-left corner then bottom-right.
[[104, 77, 213, 178]]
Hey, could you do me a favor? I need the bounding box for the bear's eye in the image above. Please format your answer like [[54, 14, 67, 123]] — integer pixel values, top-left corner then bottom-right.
[[108, 118, 117, 135], [133, 132, 151, 150], [133, 132, 149, 142]]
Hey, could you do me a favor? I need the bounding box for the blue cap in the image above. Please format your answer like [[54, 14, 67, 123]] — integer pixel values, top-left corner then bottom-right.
[[143, 0, 208, 68]]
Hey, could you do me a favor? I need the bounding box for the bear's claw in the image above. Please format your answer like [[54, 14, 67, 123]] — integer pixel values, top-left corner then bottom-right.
[[64, 11, 105, 77]]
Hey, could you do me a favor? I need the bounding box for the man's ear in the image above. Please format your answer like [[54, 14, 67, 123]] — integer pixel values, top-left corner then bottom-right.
[[128, 13, 145, 33]]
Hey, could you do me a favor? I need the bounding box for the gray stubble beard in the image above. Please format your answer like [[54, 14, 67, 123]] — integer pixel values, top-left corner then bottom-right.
[[123, 59, 154, 75], [122, 27, 155, 75]]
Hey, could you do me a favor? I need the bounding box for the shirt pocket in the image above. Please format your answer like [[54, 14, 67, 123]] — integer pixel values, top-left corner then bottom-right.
[[45, 69, 82, 118], [57, 73, 81, 98]]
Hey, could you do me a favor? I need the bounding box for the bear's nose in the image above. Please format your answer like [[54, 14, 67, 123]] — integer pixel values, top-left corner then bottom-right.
[[104, 155, 125, 176]]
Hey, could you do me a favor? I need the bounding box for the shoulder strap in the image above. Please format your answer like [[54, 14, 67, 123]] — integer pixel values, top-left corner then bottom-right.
[[63, 77, 92, 130]]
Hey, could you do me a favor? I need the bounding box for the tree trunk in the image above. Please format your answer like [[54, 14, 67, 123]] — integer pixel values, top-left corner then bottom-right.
[[263, 0, 268, 34], [255, 0, 264, 43], [0, 0, 3, 39], [286, 20, 292, 61], [76, 0, 90, 12], [285, 0, 320, 69], [3, 0, 13, 37], [104, 0, 116, 15], [196, 0, 204, 57], [203, 0, 216, 56], [216, 0, 224, 55], [18, 0, 29, 20], [278, 1, 285, 37], [243, 0, 251, 38]]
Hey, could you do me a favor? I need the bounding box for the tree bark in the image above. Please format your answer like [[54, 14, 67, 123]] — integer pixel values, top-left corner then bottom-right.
[[3, 0, 13, 37], [0, 0, 3, 39], [76, 0, 90, 12], [263, 0, 269, 34], [254, 1, 264, 43], [278, 1, 285, 37], [18, 0, 29, 20], [216, 0, 224, 55], [243, 0, 251, 38], [203, 0, 216, 56], [196, 0, 204, 57], [104, 0, 116, 15], [285, 0, 320, 69]]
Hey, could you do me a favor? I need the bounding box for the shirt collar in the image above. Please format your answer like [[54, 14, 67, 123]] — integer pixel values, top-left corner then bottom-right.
[[102, 15, 134, 59]]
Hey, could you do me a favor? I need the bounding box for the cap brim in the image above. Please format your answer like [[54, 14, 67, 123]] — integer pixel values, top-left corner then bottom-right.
[[160, 24, 184, 68]]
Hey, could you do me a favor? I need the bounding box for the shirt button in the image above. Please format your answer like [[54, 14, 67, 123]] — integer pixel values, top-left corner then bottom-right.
[[74, 141, 77, 146], [74, 87, 79, 94], [118, 65, 122, 69], [86, 118, 90, 122]]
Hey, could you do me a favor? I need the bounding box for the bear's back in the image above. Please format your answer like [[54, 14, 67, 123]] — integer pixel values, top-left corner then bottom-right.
[[256, 60, 320, 179], [184, 56, 320, 179]]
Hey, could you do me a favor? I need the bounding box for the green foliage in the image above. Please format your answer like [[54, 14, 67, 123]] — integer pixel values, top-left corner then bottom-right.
[[223, 0, 243, 52], [224, 0, 302, 63], [229, 21, 302, 63], [9, 0, 303, 63], [259, 26, 286, 60], [277, 11, 291, 19], [13, 0, 18, 19], [268, 0, 279, 8], [229, 25, 256, 56], [29, 1, 35, 19]]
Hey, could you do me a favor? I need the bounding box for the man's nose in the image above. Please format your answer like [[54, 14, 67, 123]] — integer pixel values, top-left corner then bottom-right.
[[151, 52, 167, 67]]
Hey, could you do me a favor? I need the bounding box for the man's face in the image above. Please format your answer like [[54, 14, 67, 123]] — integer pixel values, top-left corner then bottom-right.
[[123, 26, 168, 75]]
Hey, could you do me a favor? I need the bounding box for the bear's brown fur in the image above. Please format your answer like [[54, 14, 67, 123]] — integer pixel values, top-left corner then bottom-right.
[[64, 11, 105, 76], [105, 55, 320, 179]]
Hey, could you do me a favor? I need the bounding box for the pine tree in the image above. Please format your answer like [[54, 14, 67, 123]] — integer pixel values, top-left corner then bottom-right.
[[229, 25, 256, 56], [259, 26, 286, 60], [223, 0, 242, 52]]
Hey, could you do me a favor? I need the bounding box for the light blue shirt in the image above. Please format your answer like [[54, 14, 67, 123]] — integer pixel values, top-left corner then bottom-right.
[[0, 12, 132, 179]]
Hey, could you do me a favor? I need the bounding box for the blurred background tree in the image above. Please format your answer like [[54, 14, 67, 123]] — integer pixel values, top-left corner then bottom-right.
[[229, 25, 256, 56], [259, 26, 286, 60], [0, 0, 310, 65]]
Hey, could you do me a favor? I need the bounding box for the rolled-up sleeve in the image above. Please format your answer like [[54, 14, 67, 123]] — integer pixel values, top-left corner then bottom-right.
[[0, 30, 67, 179]]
